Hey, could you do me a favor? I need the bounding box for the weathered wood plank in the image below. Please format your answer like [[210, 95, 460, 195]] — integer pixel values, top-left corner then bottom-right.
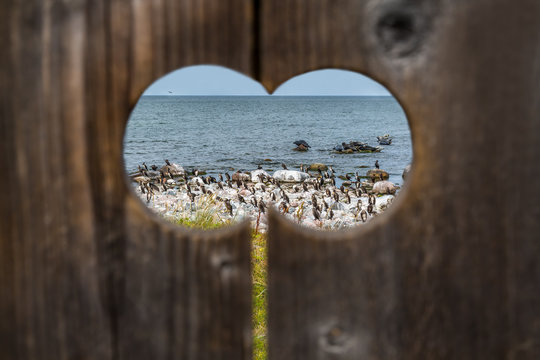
[[2, 0, 539, 359], [259, 0, 373, 92], [119, 202, 252, 359], [1, 0, 254, 359], [0, 1, 113, 358], [265, 0, 540, 359]]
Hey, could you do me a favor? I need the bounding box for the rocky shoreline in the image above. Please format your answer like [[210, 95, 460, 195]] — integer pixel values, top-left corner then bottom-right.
[[133, 162, 404, 232]]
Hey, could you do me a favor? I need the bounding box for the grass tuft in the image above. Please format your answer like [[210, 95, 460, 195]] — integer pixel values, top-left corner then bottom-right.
[[167, 193, 234, 229], [252, 232, 267, 360]]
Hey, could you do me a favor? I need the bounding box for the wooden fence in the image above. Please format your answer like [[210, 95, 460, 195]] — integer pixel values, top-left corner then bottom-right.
[[1, 0, 539, 359]]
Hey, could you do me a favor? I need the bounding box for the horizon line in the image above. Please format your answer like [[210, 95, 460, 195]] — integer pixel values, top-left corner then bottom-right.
[[142, 94, 393, 97]]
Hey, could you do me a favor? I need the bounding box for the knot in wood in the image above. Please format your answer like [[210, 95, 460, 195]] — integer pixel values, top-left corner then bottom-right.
[[319, 325, 351, 354], [372, 2, 433, 58], [211, 252, 236, 278]]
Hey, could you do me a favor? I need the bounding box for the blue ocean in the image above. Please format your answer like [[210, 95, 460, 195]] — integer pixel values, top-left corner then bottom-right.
[[124, 96, 412, 185]]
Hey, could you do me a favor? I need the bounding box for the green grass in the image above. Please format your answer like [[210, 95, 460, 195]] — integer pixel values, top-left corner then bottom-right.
[[173, 214, 230, 229], [167, 193, 235, 229], [252, 232, 267, 360], [168, 212, 267, 360]]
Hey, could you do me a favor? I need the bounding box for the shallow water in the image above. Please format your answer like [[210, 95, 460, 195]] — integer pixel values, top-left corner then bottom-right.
[[124, 96, 412, 185]]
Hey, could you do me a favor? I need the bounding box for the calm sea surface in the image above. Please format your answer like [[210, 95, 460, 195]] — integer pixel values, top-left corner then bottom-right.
[[124, 96, 412, 185]]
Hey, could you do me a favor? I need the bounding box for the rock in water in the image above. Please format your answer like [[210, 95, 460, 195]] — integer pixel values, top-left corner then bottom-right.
[[293, 140, 311, 148], [372, 180, 397, 195], [293, 144, 309, 151], [308, 163, 328, 171], [334, 141, 381, 153], [366, 169, 390, 181], [273, 170, 310, 183], [251, 169, 271, 183], [377, 134, 393, 145], [402, 163, 412, 180]]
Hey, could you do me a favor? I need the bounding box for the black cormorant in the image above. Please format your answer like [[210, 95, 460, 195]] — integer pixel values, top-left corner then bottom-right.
[[312, 207, 320, 220], [258, 200, 266, 214], [328, 208, 334, 220], [360, 210, 368, 222], [224, 199, 233, 216]]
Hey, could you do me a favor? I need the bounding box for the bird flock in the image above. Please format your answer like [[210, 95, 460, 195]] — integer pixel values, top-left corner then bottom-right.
[[133, 159, 396, 231]]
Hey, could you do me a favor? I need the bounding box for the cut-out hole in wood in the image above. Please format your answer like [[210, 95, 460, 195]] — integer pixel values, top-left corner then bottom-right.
[[123, 65, 412, 231]]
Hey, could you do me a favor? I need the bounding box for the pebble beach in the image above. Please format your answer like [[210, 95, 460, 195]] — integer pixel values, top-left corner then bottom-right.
[[133, 162, 405, 232]]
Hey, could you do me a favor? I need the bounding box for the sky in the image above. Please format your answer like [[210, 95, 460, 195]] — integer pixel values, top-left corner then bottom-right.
[[143, 65, 391, 96]]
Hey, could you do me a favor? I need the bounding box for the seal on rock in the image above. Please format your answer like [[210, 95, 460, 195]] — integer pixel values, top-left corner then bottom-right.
[[293, 140, 310, 148]]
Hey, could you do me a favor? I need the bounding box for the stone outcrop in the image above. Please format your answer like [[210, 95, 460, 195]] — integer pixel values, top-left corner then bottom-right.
[[251, 169, 271, 183], [273, 170, 310, 183], [334, 141, 381, 153], [160, 163, 185, 176], [308, 163, 328, 171], [372, 180, 397, 195], [232, 172, 251, 182], [366, 169, 390, 181]]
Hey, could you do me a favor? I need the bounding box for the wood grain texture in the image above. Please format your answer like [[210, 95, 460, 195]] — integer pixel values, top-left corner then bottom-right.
[[2, 0, 539, 359], [264, 0, 540, 359], [1, 0, 253, 359]]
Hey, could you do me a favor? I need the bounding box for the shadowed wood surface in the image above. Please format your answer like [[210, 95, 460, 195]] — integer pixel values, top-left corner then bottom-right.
[[1, 0, 253, 359], [265, 0, 540, 359], [1, 0, 539, 359]]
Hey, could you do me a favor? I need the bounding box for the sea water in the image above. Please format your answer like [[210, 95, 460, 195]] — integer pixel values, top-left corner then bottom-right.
[[124, 96, 412, 185]]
